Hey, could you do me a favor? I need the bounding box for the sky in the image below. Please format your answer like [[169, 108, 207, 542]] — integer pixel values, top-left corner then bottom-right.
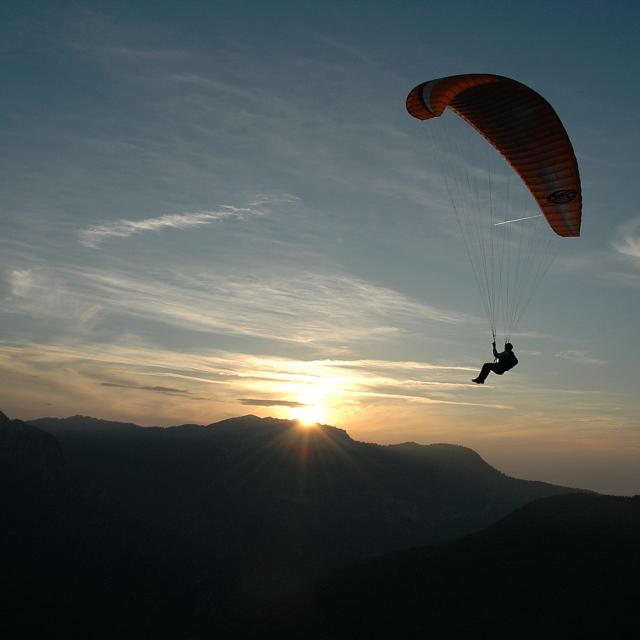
[[1, 0, 639, 494]]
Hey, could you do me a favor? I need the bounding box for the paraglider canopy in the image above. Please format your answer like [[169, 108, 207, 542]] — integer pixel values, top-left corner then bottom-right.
[[406, 74, 581, 237], [405, 73, 582, 340]]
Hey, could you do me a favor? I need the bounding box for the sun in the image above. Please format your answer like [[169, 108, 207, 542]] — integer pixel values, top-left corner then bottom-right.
[[288, 381, 330, 426], [290, 404, 325, 426]]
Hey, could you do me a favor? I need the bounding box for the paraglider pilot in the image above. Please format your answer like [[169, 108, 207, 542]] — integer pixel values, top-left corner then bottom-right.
[[472, 342, 518, 384]]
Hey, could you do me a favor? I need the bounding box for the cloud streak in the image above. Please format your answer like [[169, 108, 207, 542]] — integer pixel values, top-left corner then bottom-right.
[[612, 217, 640, 261], [100, 381, 194, 396], [0, 339, 514, 424], [79, 206, 261, 247], [239, 398, 306, 408], [3, 263, 470, 352], [555, 350, 608, 366]]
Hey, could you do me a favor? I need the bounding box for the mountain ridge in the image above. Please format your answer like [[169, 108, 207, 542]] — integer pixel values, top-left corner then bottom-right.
[[24, 411, 584, 554], [0, 408, 617, 637], [27, 412, 521, 477]]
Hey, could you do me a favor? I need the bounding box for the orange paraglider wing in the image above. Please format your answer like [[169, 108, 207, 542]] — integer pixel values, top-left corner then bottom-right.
[[406, 74, 581, 237]]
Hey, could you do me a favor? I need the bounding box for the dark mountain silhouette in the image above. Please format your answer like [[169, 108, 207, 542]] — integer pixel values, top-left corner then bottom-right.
[[260, 492, 640, 638], [0, 412, 182, 637], [1, 408, 65, 489], [2, 410, 600, 636], [30, 413, 579, 570]]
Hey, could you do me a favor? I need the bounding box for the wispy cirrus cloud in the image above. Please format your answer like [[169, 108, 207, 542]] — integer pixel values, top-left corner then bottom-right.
[[612, 217, 640, 261], [239, 398, 306, 408], [313, 358, 476, 372], [100, 381, 194, 397], [0, 339, 511, 427], [7, 269, 35, 297], [555, 350, 608, 366], [79, 206, 261, 247], [3, 263, 470, 351]]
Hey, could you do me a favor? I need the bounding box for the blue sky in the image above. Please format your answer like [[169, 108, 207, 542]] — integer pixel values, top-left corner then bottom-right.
[[1, 1, 639, 494]]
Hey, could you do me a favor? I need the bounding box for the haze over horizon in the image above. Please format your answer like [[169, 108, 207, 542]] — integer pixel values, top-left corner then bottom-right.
[[2, 1, 639, 495]]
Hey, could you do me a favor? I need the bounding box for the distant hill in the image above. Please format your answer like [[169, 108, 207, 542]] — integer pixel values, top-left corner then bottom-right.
[[1, 409, 65, 490], [2, 409, 592, 636], [257, 493, 640, 638], [30, 413, 581, 571], [0, 411, 168, 636]]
